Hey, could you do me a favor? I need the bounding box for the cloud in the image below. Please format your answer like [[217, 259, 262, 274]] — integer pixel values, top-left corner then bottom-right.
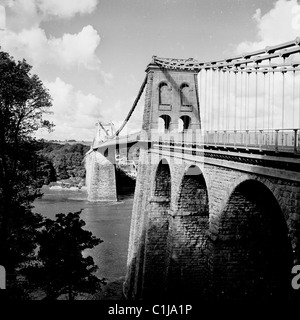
[[2, 0, 98, 31], [100, 70, 114, 86], [236, 0, 300, 54], [37, 0, 98, 19], [0, 5, 5, 29], [0, 25, 101, 70], [0, 0, 102, 70], [49, 25, 101, 70], [2, 0, 41, 31], [0, 0, 114, 141], [37, 77, 103, 141]]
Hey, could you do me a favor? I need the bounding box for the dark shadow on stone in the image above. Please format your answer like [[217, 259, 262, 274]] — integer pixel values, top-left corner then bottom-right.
[[115, 168, 136, 196], [210, 180, 294, 301]]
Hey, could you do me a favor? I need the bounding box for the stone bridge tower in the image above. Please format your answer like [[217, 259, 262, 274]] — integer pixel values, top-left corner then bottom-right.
[[124, 57, 204, 300], [141, 56, 201, 141]]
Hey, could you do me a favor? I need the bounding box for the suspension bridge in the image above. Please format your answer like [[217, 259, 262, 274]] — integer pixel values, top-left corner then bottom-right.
[[85, 38, 300, 300]]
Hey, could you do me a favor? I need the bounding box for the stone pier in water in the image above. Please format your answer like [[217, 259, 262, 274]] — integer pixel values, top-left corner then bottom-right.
[[85, 150, 117, 201]]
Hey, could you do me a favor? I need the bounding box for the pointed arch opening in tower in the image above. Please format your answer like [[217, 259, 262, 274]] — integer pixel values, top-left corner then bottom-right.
[[178, 115, 191, 132], [158, 114, 171, 133], [180, 83, 191, 106], [159, 82, 171, 105]]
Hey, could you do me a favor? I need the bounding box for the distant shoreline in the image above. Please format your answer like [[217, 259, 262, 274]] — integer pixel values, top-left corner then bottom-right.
[[43, 139, 92, 146], [48, 180, 86, 191], [49, 185, 87, 191]]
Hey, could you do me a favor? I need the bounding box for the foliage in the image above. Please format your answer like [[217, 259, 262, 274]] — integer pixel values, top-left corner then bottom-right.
[[0, 49, 104, 301], [0, 50, 53, 274], [36, 141, 90, 182], [25, 211, 105, 300]]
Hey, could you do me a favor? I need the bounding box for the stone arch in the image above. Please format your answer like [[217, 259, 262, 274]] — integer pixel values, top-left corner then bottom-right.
[[177, 165, 209, 216], [103, 148, 108, 157], [167, 165, 209, 298], [220, 174, 289, 222], [178, 115, 191, 132], [159, 82, 171, 105], [153, 158, 171, 199], [158, 114, 171, 133], [180, 82, 191, 106], [211, 179, 293, 300], [142, 158, 171, 299]]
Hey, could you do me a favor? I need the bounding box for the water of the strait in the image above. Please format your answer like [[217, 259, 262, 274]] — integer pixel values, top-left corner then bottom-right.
[[33, 186, 134, 282]]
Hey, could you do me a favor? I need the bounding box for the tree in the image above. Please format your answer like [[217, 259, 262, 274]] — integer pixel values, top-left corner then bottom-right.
[[0, 50, 54, 277], [37, 142, 89, 182], [28, 211, 105, 300]]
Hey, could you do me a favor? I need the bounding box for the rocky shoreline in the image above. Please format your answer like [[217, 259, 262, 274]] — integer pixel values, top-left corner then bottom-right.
[[48, 178, 86, 191]]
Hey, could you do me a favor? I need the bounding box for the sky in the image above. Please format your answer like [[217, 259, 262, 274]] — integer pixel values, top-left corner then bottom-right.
[[0, 0, 300, 141]]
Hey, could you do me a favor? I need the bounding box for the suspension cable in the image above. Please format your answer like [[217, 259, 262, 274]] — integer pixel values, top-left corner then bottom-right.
[[293, 69, 295, 128], [272, 70, 275, 129], [234, 70, 237, 131], [218, 69, 221, 131], [112, 74, 148, 138], [268, 60, 271, 131], [211, 69, 215, 130], [205, 69, 208, 130], [255, 69, 258, 132], [244, 70, 247, 130], [299, 70, 300, 128], [247, 71, 250, 130], [282, 69, 285, 130], [223, 70, 226, 130], [263, 72, 266, 130], [227, 71, 230, 130], [208, 70, 211, 131], [240, 71, 243, 131], [199, 70, 202, 125]]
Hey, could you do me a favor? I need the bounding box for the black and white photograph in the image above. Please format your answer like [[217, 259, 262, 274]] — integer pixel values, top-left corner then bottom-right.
[[0, 0, 300, 316]]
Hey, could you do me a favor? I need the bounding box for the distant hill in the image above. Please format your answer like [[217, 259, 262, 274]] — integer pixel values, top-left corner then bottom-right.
[[37, 140, 90, 186], [48, 140, 92, 146]]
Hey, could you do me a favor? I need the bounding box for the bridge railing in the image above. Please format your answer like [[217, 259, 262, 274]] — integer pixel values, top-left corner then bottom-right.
[[204, 129, 300, 154]]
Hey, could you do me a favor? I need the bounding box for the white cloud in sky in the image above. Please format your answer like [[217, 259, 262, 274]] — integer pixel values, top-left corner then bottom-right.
[[3, 0, 41, 31], [0, 0, 101, 69], [1, 25, 101, 70], [49, 25, 101, 70], [0, 0, 114, 140], [100, 70, 114, 86], [37, 77, 102, 140], [37, 0, 98, 19], [46, 77, 102, 123], [2, 0, 98, 29], [236, 0, 300, 54], [0, 5, 5, 29]]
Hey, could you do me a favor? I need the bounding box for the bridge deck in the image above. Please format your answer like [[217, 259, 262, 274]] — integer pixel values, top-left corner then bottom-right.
[[92, 129, 300, 155]]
